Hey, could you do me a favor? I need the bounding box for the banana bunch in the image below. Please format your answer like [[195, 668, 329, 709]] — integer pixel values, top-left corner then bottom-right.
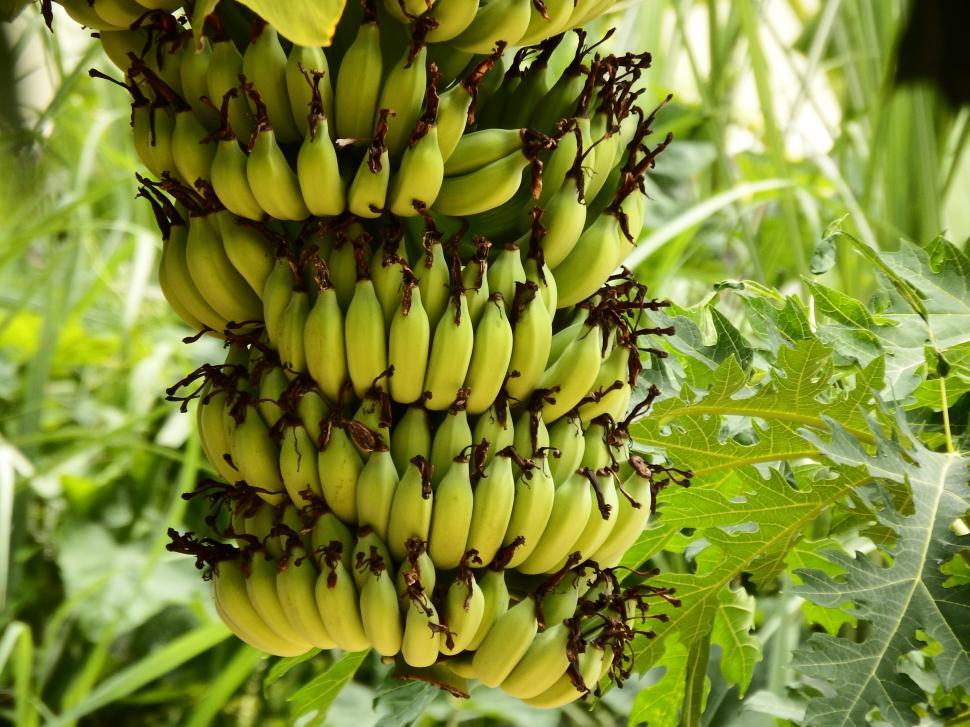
[[56, 0, 686, 708]]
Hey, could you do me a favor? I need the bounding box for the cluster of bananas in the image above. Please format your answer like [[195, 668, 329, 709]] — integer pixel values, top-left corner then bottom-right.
[[57, 0, 681, 708]]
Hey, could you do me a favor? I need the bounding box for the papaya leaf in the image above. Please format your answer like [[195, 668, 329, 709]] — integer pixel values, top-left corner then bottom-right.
[[233, 0, 346, 47], [790, 423, 970, 727]]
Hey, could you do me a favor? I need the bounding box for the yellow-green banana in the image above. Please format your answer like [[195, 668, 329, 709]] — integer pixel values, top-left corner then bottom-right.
[[505, 282, 552, 404], [433, 150, 531, 217], [388, 276, 431, 405], [443, 128, 527, 177], [471, 402, 515, 463], [334, 6, 383, 140], [472, 596, 539, 687], [429, 400, 472, 486], [310, 512, 354, 570], [206, 38, 252, 140], [304, 277, 348, 402], [390, 406, 431, 475], [386, 456, 433, 562], [499, 621, 570, 698], [522, 643, 604, 708], [377, 43, 428, 158], [487, 244, 527, 317], [245, 115, 311, 221], [440, 566, 485, 655], [296, 75, 346, 217], [159, 223, 227, 332], [502, 462, 555, 568], [466, 568, 509, 651], [276, 548, 337, 649], [317, 422, 363, 523], [518, 471, 592, 574], [262, 257, 296, 348], [452, 0, 532, 55], [348, 110, 392, 219], [538, 322, 603, 422], [423, 293, 474, 411], [387, 124, 444, 217], [415, 239, 450, 331], [552, 210, 623, 307], [285, 45, 333, 139], [463, 294, 514, 415], [172, 107, 215, 186], [315, 549, 371, 651], [466, 448, 516, 566], [229, 403, 285, 504], [345, 268, 388, 398], [427, 453, 473, 570], [184, 215, 262, 325], [355, 443, 399, 542], [277, 289, 310, 376], [590, 455, 653, 567], [245, 552, 315, 647], [569, 470, 619, 562], [242, 23, 301, 144], [358, 553, 403, 656], [279, 422, 323, 506], [401, 596, 441, 667], [216, 213, 274, 295]]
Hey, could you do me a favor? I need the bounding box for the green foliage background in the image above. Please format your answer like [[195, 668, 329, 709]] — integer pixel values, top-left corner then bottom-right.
[[1, 1, 968, 725]]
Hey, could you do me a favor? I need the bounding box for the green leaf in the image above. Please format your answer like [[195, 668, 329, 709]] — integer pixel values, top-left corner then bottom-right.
[[373, 680, 439, 727], [234, 0, 347, 47], [629, 635, 692, 727], [264, 649, 322, 692], [791, 426, 970, 726], [289, 649, 369, 722], [711, 587, 760, 696]]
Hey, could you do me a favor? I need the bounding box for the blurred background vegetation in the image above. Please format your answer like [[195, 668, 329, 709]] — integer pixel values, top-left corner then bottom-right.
[[0, 0, 966, 724]]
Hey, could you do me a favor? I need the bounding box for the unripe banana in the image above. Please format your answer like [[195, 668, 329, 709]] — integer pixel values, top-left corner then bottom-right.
[[569, 470, 619, 563], [505, 282, 552, 404], [359, 554, 403, 657], [436, 51, 502, 160], [547, 308, 587, 365], [90, 0, 146, 29], [440, 566, 485, 655], [172, 108, 215, 186], [517, 0, 575, 45], [382, 0, 433, 22], [242, 24, 301, 144], [388, 278, 431, 405], [387, 125, 444, 217], [196, 388, 240, 483], [429, 400, 472, 486], [216, 213, 274, 295], [304, 282, 348, 403], [415, 239, 450, 332], [577, 338, 633, 424], [423, 293, 474, 411], [356, 444, 399, 542], [296, 99, 346, 217], [315, 551, 371, 651], [386, 456, 434, 562], [518, 471, 593, 574], [390, 406, 431, 475], [500, 622, 570, 698], [212, 558, 309, 656], [179, 36, 219, 130], [245, 552, 315, 647], [539, 323, 603, 422], [395, 542, 437, 604], [444, 128, 527, 177], [466, 568, 509, 651], [471, 402, 515, 464], [466, 449, 516, 566], [402, 597, 441, 668], [553, 211, 623, 308], [353, 527, 395, 590], [511, 408, 550, 460], [502, 463, 556, 568], [276, 548, 337, 649], [460, 242, 490, 326], [348, 110, 392, 219], [159, 224, 228, 332], [345, 272, 388, 398], [462, 294, 514, 415], [452, 0, 532, 55], [277, 290, 310, 376], [334, 9, 383, 140], [472, 596, 539, 687], [184, 215, 262, 325], [310, 512, 354, 571], [371, 238, 407, 325], [580, 419, 612, 472], [535, 173, 587, 269], [262, 258, 296, 348], [297, 389, 330, 443], [487, 244, 527, 317], [427, 454, 473, 570], [522, 643, 604, 708], [433, 151, 531, 217], [318, 422, 363, 523], [538, 570, 585, 626], [60, 0, 123, 29], [279, 422, 323, 506], [539, 118, 591, 204], [378, 43, 428, 159], [590, 455, 653, 566], [426, 0, 478, 42], [229, 403, 285, 504], [285, 45, 333, 139], [246, 121, 311, 221], [256, 364, 288, 427], [206, 38, 253, 140], [524, 255, 558, 313], [327, 237, 358, 309]]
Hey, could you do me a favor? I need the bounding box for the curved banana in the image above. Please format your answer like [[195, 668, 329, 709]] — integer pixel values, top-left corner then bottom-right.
[[334, 6, 383, 140], [432, 150, 531, 217], [277, 289, 310, 375], [159, 224, 227, 332], [517, 471, 593, 574], [378, 43, 428, 159], [466, 448, 516, 566], [171, 108, 215, 186], [315, 551, 371, 651], [443, 128, 527, 177], [536, 173, 587, 269], [486, 244, 526, 317], [279, 422, 323, 506], [310, 512, 355, 571], [359, 553, 403, 657], [464, 294, 514, 415], [285, 44, 333, 139], [345, 270, 388, 398], [229, 403, 285, 504], [517, 0, 575, 46], [499, 622, 570, 698], [196, 388, 240, 483], [415, 239, 450, 331], [305, 280, 348, 403], [452, 0, 532, 55], [427, 454, 473, 570], [590, 455, 653, 566], [429, 401, 472, 486], [317, 422, 363, 523], [206, 38, 253, 140], [505, 282, 552, 404], [327, 236, 358, 309], [552, 211, 623, 308], [352, 527, 394, 590], [426, 0, 478, 42], [245, 553, 315, 647], [472, 596, 539, 687], [296, 77, 346, 217], [276, 548, 337, 649], [569, 469, 619, 562], [577, 338, 632, 424], [386, 456, 434, 562], [255, 364, 288, 427], [466, 568, 509, 651], [184, 215, 262, 325], [242, 24, 301, 144], [401, 597, 441, 668], [390, 406, 431, 475], [356, 444, 399, 542], [179, 36, 219, 130], [471, 402, 515, 463], [502, 463, 555, 568], [216, 214, 274, 297], [522, 643, 604, 708], [262, 258, 296, 349], [440, 566, 485, 655], [423, 293, 474, 411], [538, 323, 603, 422], [348, 109, 392, 219], [388, 277, 431, 405], [388, 124, 445, 217], [461, 241, 490, 326], [246, 118, 310, 221], [90, 0, 145, 29]]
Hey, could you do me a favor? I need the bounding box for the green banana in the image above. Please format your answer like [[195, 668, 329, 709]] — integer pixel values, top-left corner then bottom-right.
[[334, 5, 383, 140], [524, 253, 558, 313], [178, 35, 219, 130], [502, 461, 556, 568], [213, 558, 309, 656], [569, 469, 619, 563], [590, 455, 653, 566], [279, 422, 323, 506], [512, 408, 550, 460], [242, 23, 301, 144], [256, 364, 288, 427], [517, 0, 575, 46], [395, 541, 437, 603], [245, 109, 311, 221], [577, 336, 632, 424], [388, 274, 431, 405], [538, 322, 603, 422], [471, 402, 515, 463], [206, 38, 253, 140], [486, 244, 527, 317], [276, 547, 337, 649], [184, 214, 262, 325], [423, 293, 474, 411], [277, 289, 310, 375], [401, 595, 441, 668], [390, 406, 431, 475], [427, 452, 473, 570], [472, 596, 539, 687], [172, 107, 215, 186], [466, 448, 516, 566], [552, 211, 623, 307], [358, 553, 403, 656], [426, 0, 477, 42], [196, 387, 240, 483], [377, 43, 427, 158], [229, 402, 285, 504], [304, 270, 348, 402], [371, 237, 408, 325], [315, 548, 371, 651], [443, 128, 526, 177], [90, 0, 146, 29], [466, 568, 509, 651], [345, 260, 388, 398], [262, 257, 296, 349], [499, 621, 570, 698], [386, 456, 434, 562], [317, 421, 363, 524], [327, 235, 358, 309], [518, 471, 593, 574], [440, 565, 485, 655], [387, 125, 444, 217], [433, 150, 531, 217], [356, 443, 399, 542], [505, 282, 552, 405], [159, 224, 228, 332], [297, 389, 330, 443], [286, 45, 333, 139], [216, 213, 274, 297], [452, 0, 532, 55], [535, 171, 587, 269], [522, 643, 604, 708], [414, 238, 450, 331], [348, 109, 392, 219], [429, 399, 472, 486], [461, 240, 490, 326], [353, 527, 395, 590], [310, 512, 355, 571], [464, 293, 514, 415], [296, 72, 346, 217], [245, 552, 314, 647], [436, 52, 501, 161]]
